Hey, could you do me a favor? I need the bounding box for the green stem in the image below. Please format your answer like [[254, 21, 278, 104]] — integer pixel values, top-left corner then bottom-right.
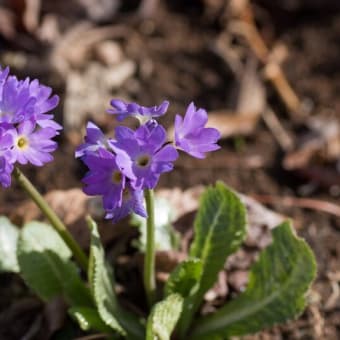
[[13, 167, 88, 271], [144, 189, 156, 307]]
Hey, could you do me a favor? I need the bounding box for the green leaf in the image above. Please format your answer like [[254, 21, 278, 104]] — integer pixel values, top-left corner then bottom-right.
[[179, 182, 247, 335], [165, 258, 202, 298], [131, 196, 180, 252], [146, 293, 183, 340], [88, 217, 144, 339], [190, 181, 247, 294], [69, 306, 113, 333], [0, 216, 19, 272], [17, 221, 92, 307], [190, 221, 317, 339]]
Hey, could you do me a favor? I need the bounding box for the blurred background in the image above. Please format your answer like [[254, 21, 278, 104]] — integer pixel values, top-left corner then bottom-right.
[[0, 0, 339, 338]]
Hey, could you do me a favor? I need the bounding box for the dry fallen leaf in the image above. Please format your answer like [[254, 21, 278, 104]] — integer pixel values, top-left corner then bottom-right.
[[13, 188, 133, 249], [63, 60, 135, 129], [284, 115, 340, 169], [204, 271, 229, 302], [158, 186, 285, 230], [23, 0, 41, 33], [206, 110, 260, 139], [0, 7, 16, 39], [228, 270, 248, 292], [16, 188, 90, 225], [50, 22, 129, 76], [77, 0, 120, 22]]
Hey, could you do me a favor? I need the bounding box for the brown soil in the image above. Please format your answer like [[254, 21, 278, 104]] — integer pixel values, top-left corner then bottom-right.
[[0, 1, 339, 339]]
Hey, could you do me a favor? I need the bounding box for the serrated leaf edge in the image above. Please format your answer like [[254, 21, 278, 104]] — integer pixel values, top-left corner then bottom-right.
[[191, 222, 317, 338]]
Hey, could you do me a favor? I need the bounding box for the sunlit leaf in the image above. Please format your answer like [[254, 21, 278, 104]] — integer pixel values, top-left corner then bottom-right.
[[179, 182, 247, 335], [88, 217, 144, 339], [190, 221, 317, 339], [69, 306, 112, 333], [0, 216, 19, 272], [165, 258, 202, 298], [146, 293, 183, 340]]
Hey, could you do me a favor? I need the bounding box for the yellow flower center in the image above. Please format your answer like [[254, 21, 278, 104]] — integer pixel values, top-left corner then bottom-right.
[[17, 136, 28, 149], [112, 171, 122, 184], [136, 155, 150, 167]]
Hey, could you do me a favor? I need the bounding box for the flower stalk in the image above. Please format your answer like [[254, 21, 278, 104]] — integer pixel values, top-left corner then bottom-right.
[[144, 189, 156, 307], [13, 167, 88, 271]]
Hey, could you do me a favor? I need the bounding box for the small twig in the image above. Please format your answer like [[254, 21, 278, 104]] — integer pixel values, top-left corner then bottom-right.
[[23, 0, 41, 33], [229, 21, 268, 63], [309, 305, 324, 339], [262, 106, 295, 151], [324, 280, 339, 311], [252, 194, 340, 218], [263, 62, 301, 114], [230, 1, 304, 119], [138, 0, 160, 18], [325, 271, 340, 310]]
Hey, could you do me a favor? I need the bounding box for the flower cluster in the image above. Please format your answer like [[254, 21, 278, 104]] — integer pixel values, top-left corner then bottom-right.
[[0, 66, 61, 188], [77, 99, 220, 222]]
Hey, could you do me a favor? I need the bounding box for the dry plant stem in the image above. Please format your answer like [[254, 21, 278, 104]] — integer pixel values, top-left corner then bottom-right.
[[231, 1, 302, 117], [263, 63, 301, 114], [252, 193, 340, 218], [262, 106, 294, 151], [144, 189, 156, 308], [138, 0, 160, 18], [13, 167, 88, 271]]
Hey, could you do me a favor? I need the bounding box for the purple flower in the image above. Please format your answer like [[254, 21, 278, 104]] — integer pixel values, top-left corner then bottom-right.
[[0, 66, 60, 129], [75, 122, 108, 158], [0, 66, 9, 85], [28, 79, 61, 131], [11, 119, 58, 166], [81, 148, 125, 211], [77, 98, 222, 223], [108, 99, 169, 122], [0, 126, 14, 188], [0, 157, 13, 188], [79, 146, 147, 221], [0, 124, 15, 161], [0, 76, 35, 124], [0, 66, 61, 188], [104, 182, 147, 223], [174, 102, 220, 158], [110, 124, 178, 189]]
